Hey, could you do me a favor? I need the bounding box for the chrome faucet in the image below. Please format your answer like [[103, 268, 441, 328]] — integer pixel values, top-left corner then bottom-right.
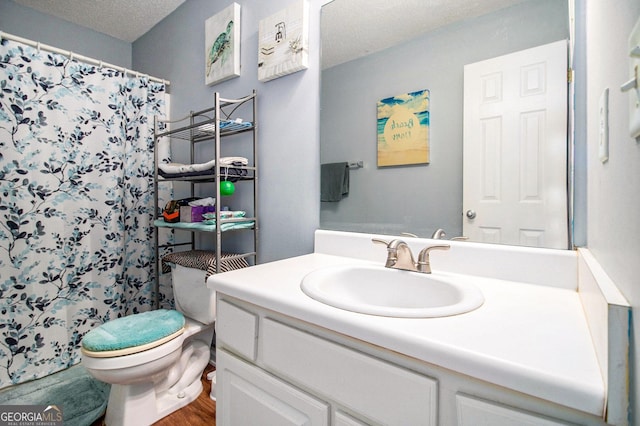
[[372, 239, 450, 274], [372, 238, 418, 271], [431, 228, 468, 241], [431, 228, 447, 239], [417, 244, 450, 274]]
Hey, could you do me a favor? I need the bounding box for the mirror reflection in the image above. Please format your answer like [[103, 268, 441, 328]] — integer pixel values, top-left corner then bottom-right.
[[320, 0, 571, 249]]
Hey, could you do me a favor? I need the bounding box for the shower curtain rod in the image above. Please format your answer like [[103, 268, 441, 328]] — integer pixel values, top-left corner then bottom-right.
[[0, 30, 170, 86]]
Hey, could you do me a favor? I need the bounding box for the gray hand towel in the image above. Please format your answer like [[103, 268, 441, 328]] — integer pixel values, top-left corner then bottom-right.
[[321, 162, 349, 202]]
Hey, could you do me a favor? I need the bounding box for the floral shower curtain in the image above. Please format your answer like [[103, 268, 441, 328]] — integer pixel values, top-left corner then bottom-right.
[[0, 39, 169, 387]]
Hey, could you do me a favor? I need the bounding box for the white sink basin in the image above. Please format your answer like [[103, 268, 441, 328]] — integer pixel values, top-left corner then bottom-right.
[[300, 264, 484, 318]]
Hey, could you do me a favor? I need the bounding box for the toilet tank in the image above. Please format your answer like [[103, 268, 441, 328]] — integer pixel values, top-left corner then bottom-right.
[[171, 264, 217, 325]]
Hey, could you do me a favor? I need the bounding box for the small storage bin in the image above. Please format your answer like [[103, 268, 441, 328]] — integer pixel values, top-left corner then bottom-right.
[[180, 205, 216, 223]]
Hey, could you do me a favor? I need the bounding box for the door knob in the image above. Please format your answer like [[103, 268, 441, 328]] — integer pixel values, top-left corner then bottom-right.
[[466, 210, 476, 219]]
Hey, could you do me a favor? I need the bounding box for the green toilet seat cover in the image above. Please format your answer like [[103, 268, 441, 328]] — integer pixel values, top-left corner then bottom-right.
[[82, 309, 185, 353]]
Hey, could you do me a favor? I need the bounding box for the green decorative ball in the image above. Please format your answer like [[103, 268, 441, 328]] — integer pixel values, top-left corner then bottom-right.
[[220, 181, 235, 196]]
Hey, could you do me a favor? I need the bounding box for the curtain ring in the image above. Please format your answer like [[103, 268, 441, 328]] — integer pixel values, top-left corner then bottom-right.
[[69, 51, 74, 61], [36, 41, 41, 52]]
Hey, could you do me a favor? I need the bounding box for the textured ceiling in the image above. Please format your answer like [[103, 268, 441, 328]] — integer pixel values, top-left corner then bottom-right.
[[13, 0, 526, 64], [14, 0, 186, 42], [321, 0, 527, 69]]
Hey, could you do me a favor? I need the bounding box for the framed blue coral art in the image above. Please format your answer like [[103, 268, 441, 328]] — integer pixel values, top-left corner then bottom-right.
[[205, 3, 241, 86]]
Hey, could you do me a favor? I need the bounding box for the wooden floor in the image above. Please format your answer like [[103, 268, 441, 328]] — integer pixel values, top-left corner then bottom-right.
[[92, 364, 216, 426]]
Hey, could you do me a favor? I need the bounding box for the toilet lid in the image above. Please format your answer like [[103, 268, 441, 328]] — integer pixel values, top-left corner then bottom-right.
[[81, 309, 185, 357]]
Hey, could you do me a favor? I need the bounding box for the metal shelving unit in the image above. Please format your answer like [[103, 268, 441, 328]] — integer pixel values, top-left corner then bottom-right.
[[152, 91, 258, 307]]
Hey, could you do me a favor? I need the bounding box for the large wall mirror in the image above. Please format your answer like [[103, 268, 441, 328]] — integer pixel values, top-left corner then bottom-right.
[[320, 0, 574, 249]]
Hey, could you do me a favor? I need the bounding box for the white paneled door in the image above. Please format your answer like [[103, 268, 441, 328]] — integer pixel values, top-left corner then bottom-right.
[[463, 40, 568, 249]]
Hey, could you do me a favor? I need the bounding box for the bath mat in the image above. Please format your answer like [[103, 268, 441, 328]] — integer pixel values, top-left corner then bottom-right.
[[0, 364, 109, 426]]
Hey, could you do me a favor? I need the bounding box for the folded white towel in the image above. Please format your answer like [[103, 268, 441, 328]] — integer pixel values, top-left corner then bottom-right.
[[188, 197, 216, 206], [158, 160, 215, 174], [158, 162, 186, 174], [158, 157, 248, 174], [219, 157, 249, 166]]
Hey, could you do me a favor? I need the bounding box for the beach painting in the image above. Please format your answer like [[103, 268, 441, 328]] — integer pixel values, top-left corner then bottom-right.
[[377, 89, 430, 167]]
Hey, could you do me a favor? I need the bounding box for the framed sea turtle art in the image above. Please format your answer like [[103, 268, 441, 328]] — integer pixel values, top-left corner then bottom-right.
[[205, 3, 241, 86], [258, 0, 309, 82]]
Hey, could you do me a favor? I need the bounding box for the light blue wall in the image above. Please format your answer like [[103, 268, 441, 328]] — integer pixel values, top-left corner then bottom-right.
[[133, 0, 327, 262], [4, 1, 639, 418], [0, 0, 131, 68], [1, 0, 325, 263], [584, 0, 640, 422], [320, 0, 569, 238]]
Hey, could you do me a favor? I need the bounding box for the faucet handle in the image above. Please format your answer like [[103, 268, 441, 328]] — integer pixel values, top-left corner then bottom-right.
[[372, 238, 417, 271], [417, 244, 450, 274], [431, 228, 447, 239], [372, 239, 394, 267]]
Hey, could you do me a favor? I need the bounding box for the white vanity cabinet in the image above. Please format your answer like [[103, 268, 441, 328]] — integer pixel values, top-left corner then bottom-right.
[[216, 350, 329, 425], [260, 317, 438, 425], [208, 231, 629, 425], [455, 395, 573, 426], [215, 295, 607, 426], [216, 297, 437, 425]]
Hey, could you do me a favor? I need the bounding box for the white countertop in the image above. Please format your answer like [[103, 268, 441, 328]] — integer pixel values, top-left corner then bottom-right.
[[209, 251, 604, 416], [209, 228, 606, 416]]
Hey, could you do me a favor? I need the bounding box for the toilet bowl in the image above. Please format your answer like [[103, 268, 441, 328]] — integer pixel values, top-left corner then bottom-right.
[[82, 263, 217, 426]]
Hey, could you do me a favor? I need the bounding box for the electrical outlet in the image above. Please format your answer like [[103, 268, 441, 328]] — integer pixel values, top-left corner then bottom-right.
[[599, 88, 609, 163], [628, 17, 640, 138]]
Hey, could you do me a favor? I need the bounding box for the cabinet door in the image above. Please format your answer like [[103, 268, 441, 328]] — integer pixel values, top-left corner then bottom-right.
[[262, 318, 437, 425], [217, 350, 329, 426], [335, 410, 369, 426], [457, 394, 573, 426]]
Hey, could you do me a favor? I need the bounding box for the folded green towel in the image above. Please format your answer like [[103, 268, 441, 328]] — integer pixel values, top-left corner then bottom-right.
[[154, 218, 255, 232], [82, 309, 184, 352]]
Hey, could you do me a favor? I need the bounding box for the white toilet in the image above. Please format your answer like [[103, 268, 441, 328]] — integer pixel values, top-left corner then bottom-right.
[[82, 264, 216, 426]]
